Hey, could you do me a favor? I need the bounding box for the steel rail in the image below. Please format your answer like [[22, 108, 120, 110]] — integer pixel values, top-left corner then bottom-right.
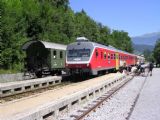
[[74, 75, 134, 120]]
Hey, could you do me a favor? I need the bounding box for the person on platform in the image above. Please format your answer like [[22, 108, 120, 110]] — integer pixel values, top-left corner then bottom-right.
[[148, 61, 154, 76]]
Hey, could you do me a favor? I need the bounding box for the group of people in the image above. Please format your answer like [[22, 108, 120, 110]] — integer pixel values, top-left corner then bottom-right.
[[136, 61, 154, 76], [121, 61, 154, 76]]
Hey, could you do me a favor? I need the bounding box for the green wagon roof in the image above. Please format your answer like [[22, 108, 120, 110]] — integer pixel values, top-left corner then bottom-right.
[[22, 40, 67, 50]]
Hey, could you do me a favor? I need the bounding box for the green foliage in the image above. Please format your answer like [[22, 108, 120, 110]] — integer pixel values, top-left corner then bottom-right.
[[153, 39, 160, 64], [0, 0, 133, 73], [109, 30, 133, 52], [143, 49, 154, 62], [1, 0, 27, 70]]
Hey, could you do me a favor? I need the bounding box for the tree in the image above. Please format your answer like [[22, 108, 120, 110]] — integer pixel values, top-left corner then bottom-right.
[[143, 49, 154, 62], [97, 23, 110, 45], [109, 30, 133, 53], [1, 0, 27, 70], [74, 10, 100, 41], [153, 39, 160, 65], [0, 0, 134, 72]]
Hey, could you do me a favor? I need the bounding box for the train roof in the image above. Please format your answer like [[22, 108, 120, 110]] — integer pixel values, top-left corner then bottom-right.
[[69, 37, 135, 56], [68, 40, 135, 56], [22, 40, 67, 50], [92, 42, 136, 56]]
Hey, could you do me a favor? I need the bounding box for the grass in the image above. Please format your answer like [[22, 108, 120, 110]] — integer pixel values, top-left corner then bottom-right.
[[0, 69, 20, 74]]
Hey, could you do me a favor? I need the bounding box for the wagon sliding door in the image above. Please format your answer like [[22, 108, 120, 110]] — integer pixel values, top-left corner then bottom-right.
[[51, 49, 65, 69], [116, 53, 119, 70]]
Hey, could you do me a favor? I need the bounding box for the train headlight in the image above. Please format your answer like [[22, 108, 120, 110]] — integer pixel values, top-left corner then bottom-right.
[[87, 63, 89, 67]]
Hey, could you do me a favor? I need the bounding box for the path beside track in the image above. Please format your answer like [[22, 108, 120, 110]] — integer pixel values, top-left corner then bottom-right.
[[130, 68, 160, 120]]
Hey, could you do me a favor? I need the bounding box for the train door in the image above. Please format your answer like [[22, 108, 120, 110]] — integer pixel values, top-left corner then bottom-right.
[[116, 52, 119, 70]]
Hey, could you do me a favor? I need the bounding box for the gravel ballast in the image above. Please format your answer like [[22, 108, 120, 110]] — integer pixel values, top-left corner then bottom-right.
[[84, 75, 147, 120]]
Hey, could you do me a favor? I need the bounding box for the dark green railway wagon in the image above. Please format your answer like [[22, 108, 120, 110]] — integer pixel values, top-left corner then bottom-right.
[[22, 40, 66, 77]]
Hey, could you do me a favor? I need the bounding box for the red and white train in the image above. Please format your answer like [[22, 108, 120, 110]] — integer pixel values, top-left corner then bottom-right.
[[66, 37, 144, 75]]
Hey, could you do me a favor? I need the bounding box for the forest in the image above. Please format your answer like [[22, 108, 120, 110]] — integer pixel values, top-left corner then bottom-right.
[[0, 0, 138, 73]]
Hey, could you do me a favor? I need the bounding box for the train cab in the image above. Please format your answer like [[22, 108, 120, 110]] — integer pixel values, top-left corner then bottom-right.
[[66, 37, 93, 75]]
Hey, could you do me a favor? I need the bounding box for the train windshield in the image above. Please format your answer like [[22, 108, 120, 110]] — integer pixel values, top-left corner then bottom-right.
[[68, 49, 90, 58]]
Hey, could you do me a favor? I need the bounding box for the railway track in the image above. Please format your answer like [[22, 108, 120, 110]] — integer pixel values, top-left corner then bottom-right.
[[68, 74, 134, 120]]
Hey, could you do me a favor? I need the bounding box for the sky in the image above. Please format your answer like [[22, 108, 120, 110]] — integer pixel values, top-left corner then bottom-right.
[[69, 0, 160, 37]]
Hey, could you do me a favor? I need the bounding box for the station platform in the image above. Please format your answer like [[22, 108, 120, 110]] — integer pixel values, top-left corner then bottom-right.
[[0, 73, 125, 120], [0, 76, 62, 97], [130, 68, 160, 120]]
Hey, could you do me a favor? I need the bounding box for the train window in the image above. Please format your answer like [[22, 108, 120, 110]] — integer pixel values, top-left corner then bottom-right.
[[60, 51, 63, 59], [111, 54, 113, 59], [104, 52, 107, 59], [96, 49, 98, 58], [101, 52, 103, 59], [68, 49, 90, 57], [108, 53, 110, 60], [114, 54, 115, 59], [53, 50, 57, 59]]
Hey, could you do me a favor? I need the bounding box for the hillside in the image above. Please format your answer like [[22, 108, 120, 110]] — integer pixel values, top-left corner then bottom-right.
[[132, 32, 160, 45], [133, 43, 154, 54]]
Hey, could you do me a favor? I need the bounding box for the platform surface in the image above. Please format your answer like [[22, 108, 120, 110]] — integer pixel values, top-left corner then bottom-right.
[[0, 73, 122, 119], [130, 68, 160, 120]]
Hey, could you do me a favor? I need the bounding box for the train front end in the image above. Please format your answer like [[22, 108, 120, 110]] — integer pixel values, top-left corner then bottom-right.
[[66, 37, 94, 75]]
